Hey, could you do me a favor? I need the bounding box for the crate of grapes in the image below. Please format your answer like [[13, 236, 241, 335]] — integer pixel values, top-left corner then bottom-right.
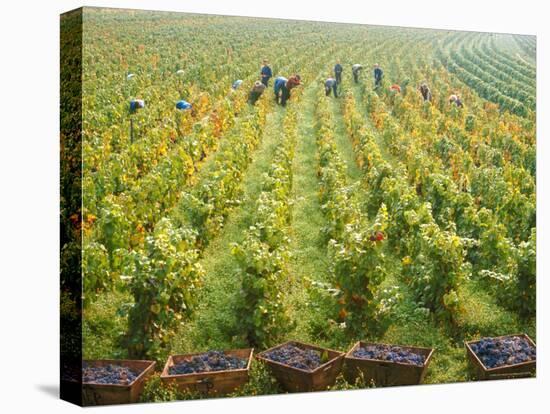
[[255, 341, 345, 393], [465, 334, 536, 380], [160, 348, 254, 395], [344, 341, 434, 386], [81, 359, 156, 406]]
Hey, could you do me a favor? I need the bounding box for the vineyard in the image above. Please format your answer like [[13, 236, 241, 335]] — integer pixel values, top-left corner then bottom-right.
[[61, 8, 536, 401]]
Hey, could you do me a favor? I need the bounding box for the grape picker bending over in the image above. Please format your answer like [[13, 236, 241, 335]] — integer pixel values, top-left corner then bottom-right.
[[325, 78, 338, 97], [248, 80, 266, 105], [274, 74, 301, 106], [389, 83, 401, 93], [419, 82, 432, 102], [232, 79, 243, 90], [352, 64, 363, 83], [449, 94, 463, 108]]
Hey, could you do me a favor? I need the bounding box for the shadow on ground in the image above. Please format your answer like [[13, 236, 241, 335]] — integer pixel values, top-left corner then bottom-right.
[[36, 384, 59, 399]]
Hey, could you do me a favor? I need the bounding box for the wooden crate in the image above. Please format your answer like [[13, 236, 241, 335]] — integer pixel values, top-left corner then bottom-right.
[[160, 348, 253, 395], [255, 341, 345, 393], [82, 359, 156, 406], [344, 341, 434, 386], [465, 334, 536, 380]]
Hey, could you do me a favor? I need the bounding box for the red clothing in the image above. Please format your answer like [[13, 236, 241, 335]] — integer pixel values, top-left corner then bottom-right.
[[390, 84, 401, 93], [286, 76, 301, 90]]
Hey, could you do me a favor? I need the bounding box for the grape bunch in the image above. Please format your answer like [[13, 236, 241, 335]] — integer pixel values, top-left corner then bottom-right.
[[470, 336, 536, 369], [369, 231, 385, 242], [353, 344, 425, 366], [169, 351, 248, 375], [82, 364, 139, 385], [264, 344, 322, 371]]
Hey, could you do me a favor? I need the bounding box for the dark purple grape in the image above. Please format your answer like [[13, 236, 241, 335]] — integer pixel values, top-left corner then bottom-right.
[[352, 344, 425, 366], [82, 364, 139, 385], [471, 336, 536, 369], [168, 351, 247, 375], [264, 344, 323, 371]]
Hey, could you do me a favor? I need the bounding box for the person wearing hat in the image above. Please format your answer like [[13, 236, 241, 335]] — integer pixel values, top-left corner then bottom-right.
[[449, 94, 463, 108], [334, 61, 343, 85], [274, 74, 301, 106], [325, 78, 338, 97], [260, 59, 273, 87], [352, 64, 363, 83], [374, 63, 384, 88], [419, 82, 432, 102], [248, 81, 267, 105]]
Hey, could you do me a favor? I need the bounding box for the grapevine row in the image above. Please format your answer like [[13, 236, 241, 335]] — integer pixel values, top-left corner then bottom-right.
[[232, 107, 298, 348], [339, 86, 467, 326], [314, 86, 391, 334], [353, 83, 534, 319]]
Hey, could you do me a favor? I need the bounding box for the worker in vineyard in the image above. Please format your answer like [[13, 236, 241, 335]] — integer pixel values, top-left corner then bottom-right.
[[389, 83, 401, 93], [374, 63, 384, 88], [325, 77, 338, 97], [260, 59, 273, 87], [352, 64, 363, 83], [334, 61, 343, 84], [274, 74, 301, 106], [248, 81, 266, 105], [449, 94, 463, 108], [419, 82, 432, 102], [232, 79, 243, 90]]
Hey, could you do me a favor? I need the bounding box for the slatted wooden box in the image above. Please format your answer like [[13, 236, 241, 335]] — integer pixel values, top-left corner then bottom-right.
[[82, 359, 156, 406], [465, 334, 536, 380], [344, 341, 434, 386], [160, 348, 254, 395], [255, 340, 345, 393]]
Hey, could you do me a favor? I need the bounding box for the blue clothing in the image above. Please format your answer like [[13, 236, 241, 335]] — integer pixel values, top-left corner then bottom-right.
[[274, 77, 291, 106], [334, 63, 343, 84], [261, 65, 273, 79], [325, 78, 338, 97], [261, 65, 273, 87], [274, 77, 287, 94], [129, 99, 145, 112], [176, 100, 192, 110], [374, 67, 384, 87]]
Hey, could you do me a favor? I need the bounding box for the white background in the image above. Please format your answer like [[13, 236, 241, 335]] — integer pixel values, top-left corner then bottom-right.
[[0, 0, 548, 412]]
